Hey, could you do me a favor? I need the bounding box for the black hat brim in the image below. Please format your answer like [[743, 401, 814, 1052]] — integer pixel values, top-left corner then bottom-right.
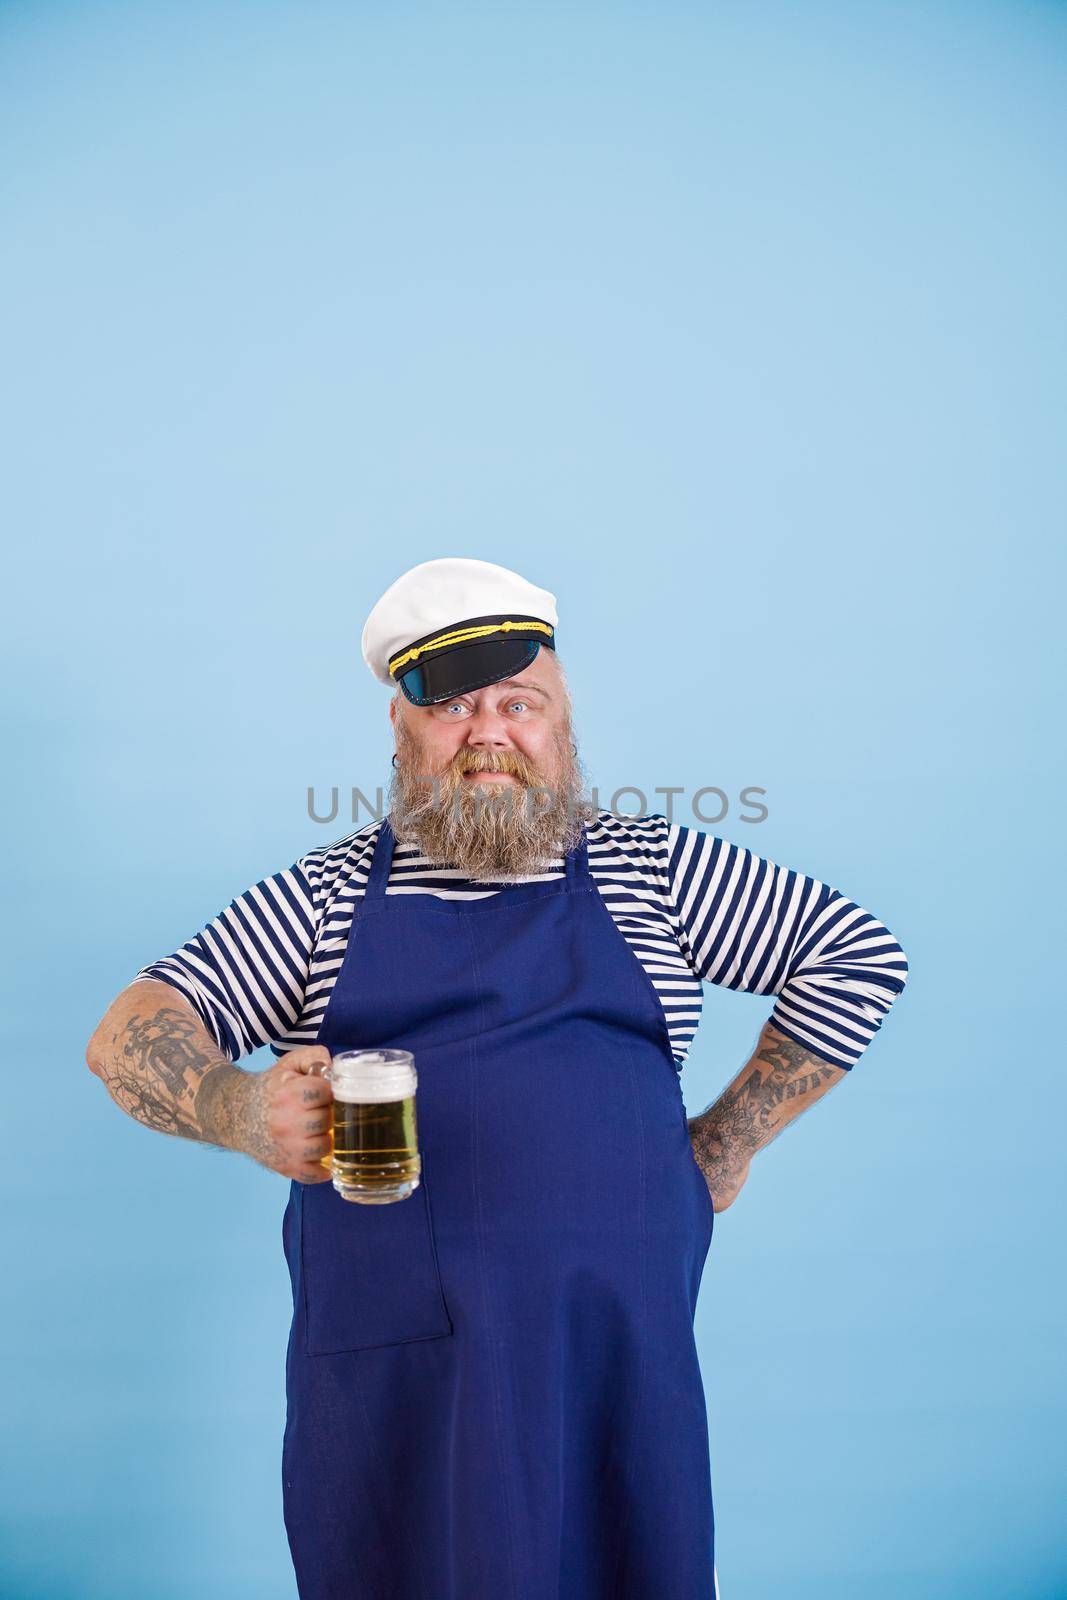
[[396, 638, 547, 706]]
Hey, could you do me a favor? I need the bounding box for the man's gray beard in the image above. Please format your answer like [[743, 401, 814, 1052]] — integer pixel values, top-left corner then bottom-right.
[[387, 722, 594, 881]]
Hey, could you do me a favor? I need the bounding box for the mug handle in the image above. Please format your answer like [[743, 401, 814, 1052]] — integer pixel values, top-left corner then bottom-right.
[[318, 1060, 336, 1170]]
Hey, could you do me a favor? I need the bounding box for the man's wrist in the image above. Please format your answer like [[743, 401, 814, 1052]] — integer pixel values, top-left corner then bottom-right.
[[194, 1061, 255, 1153], [689, 1105, 759, 1160]]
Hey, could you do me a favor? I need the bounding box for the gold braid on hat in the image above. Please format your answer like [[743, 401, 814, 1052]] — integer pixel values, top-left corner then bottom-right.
[[388, 617, 554, 680]]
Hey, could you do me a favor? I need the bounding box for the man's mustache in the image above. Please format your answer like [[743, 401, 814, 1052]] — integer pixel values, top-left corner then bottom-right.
[[453, 751, 532, 778], [398, 749, 540, 783]]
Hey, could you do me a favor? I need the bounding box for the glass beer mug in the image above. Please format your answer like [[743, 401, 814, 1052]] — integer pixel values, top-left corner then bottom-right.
[[320, 1048, 420, 1205]]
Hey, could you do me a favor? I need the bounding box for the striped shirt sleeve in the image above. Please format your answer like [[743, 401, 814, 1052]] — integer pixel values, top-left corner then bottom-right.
[[131, 856, 321, 1061], [665, 822, 909, 1069]]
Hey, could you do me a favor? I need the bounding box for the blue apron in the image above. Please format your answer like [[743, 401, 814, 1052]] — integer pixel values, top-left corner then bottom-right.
[[281, 817, 717, 1599]]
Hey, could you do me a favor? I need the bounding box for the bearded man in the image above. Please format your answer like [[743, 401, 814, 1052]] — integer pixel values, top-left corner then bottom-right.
[[86, 557, 909, 1600]]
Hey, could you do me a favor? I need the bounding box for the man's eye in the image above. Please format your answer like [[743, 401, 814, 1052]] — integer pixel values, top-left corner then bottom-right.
[[507, 700, 529, 714], [445, 702, 470, 715]]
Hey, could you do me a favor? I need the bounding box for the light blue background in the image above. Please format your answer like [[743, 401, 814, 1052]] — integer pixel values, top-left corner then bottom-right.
[[3, 2, 1064, 1596]]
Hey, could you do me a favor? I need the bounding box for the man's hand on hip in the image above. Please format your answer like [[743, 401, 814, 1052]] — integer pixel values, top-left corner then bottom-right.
[[687, 1019, 848, 1212]]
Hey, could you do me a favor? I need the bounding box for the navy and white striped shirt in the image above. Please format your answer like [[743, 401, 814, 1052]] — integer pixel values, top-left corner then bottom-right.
[[133, 811, 909, 1072]]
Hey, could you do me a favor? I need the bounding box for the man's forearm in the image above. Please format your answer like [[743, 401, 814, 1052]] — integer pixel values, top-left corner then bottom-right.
[[86, 978, 251, 1151], [689, 1020, 846, 1193]]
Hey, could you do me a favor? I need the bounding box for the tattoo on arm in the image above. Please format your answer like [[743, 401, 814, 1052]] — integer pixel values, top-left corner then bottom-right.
[[690, 1023, 844, 1177], [94, 1004, 247, 1149]]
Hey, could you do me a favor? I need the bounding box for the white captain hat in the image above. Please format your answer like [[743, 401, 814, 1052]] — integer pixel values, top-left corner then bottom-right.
[[361, 557, 559, 706]]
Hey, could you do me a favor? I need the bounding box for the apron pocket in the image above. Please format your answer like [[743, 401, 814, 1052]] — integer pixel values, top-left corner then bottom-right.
[[301, 1152, 454, 1355]]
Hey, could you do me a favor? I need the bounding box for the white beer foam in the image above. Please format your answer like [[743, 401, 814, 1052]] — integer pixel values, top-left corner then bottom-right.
[[328, 1050, 417, 1104]]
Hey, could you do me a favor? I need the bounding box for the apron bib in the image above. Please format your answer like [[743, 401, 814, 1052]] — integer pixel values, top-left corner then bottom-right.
[[281, 818, 717, 1599]]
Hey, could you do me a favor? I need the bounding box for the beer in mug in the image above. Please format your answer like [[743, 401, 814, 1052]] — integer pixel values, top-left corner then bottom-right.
[[321, 1048, 420, 1205]]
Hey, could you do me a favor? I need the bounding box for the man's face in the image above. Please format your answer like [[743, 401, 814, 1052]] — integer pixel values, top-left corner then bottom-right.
[[390, 646, 566, 786], [387, 648, 590, 879]]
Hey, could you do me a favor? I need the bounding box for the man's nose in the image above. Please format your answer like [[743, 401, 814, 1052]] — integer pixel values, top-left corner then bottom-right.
[[463, 707, 514, 747]]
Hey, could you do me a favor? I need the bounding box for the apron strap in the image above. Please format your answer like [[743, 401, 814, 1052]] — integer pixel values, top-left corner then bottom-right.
[[565, 819, 590, 882], [364, 818, 397, 901]]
